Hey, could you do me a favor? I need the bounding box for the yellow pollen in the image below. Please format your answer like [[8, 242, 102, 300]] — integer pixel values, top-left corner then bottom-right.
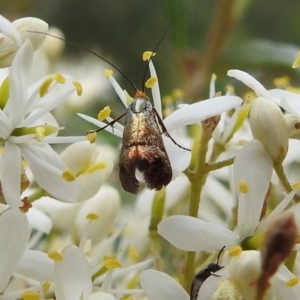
[[105, 69, 113, 77], [128, 245, 140, 260], [211, 73, 217, 81], [73, 80, 83, 96], [88, 161, 107, 173], [87, 213, 99, 220], [226, 84, 235, 93], [143, 51, 156, 61], [229, 245, 242, 257], [98, 106, 111, 121], [39, 77, 54, 97], [42, 282, 51, 292], [54, 73, 66, 84], [286, 277, 299, 287], [292, 183, 300, 190], [273, 76, 290, 87], [172, 89, 185, 99], [62, 169, 76, 182], [239, 180, 249, 194], [48, 250, 63, 261], [20, 291, 41, 300], [145, 77, 157, 88], [104, 258, 122, 269], [87, 131, 97, 143], [35, 126, 45, 141], [292, 51, 300, 68]]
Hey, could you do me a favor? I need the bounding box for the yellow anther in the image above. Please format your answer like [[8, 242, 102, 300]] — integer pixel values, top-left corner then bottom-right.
[[286, 277, 299, 287], [292, 51, 300, 68], [292, 183, 300, 190], [54, 73, 66, 84], [145, 77, 157, 89], [73, 80, 83, 96], [87, 131, 97, 143], [62, 169, 76, 182], [128, 245, 140, 260], [211, 73, 217, 81], [88, 161, 107, 173], [48, 250, 63, 261], [104, 258, 122, 269], [20, 291, 41, 300], [273, 76, 290, 88], [98, 106, 111, 121], [105, 69, 113, 77], [143, 51, 156, 61], [39, 77, 54, 97], [35, 126, 45, 141], [87, 213, 99, 220], [229, 245, 242, 257], [42, 282, 51, 292], [239, 180, 249, 194], [225, 84, 235, 93], [0, 76, 9, 109], [172, 89, 185, 99]]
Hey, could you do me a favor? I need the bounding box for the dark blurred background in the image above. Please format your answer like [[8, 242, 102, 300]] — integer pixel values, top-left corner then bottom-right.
[[3, 0, 300, 102]]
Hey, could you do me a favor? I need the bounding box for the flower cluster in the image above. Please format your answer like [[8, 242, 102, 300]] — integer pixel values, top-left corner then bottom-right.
[[1, 11, 300, 300]]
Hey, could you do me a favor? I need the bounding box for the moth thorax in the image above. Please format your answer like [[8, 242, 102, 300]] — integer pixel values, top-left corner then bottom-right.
[[130, 97, 152, 113]]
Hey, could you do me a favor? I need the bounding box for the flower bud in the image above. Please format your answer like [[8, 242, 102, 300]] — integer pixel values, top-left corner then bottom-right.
[[249, 97, 288, 163]]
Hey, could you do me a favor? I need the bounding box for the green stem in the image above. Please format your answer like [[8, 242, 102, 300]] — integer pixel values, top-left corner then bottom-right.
[[273, 162, 300, 203], [207, 156, 235, 171], [182, 121, 215, 291]]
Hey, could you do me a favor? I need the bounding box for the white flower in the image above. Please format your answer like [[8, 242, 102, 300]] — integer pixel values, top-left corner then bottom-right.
[[60, 141, 114, 201], [140, 269, 189, 300], [79, 57, 242, 192], [0, 15, 48, 67], [0, 208, 30, 292], [0, 40, 85, 208]]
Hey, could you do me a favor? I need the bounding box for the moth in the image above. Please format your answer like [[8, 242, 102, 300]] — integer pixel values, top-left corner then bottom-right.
[[94, 87, 190, 194], [190, 246, 225, 300], [29, 30, 190, 194]]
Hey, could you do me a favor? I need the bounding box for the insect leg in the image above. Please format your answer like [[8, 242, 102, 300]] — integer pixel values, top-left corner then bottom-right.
[[153, 108, 191, 151]]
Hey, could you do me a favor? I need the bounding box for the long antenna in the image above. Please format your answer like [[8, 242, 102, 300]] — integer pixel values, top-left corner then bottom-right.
[[28, 31, 139, 92], [141, 11, 186, 92], [216, 246, 226, 265]]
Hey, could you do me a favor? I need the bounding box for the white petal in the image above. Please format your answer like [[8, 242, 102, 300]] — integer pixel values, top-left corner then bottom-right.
[[269, 89, 300, 114], [26, 206, 52, 233], [148, 60, 162, 118], [77, 113, 123, 138], [12, 17, 48, 51], [233, 140, 273, 239], [227, 69, 272, 99], [0, 142, 22, 208], [54, 244, 92, 300], [0, 108, 13, 138], [0, 15, 21, 46], [140, 269, 189, 300], [0, 208, 30, 292], [163, 96, 242, 132], [86, 292, 117, 300], [158, 215, 239, 251], [75, 185, 120, 245], [257, 189, 296, 233], [163, 135, 191, 172], [274, 277, 300, 300], [7, 40, 33, 127], [21, 144, 78, 202], [15, 249, 54, 281]]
